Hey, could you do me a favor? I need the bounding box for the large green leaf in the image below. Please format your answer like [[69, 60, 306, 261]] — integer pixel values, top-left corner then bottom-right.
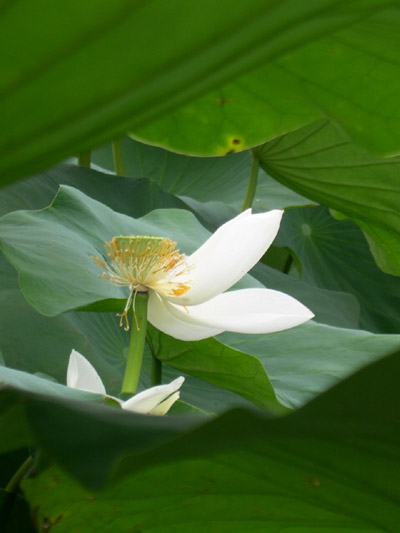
[[0, 165, 359, 331], [21, 349, 400, 531], [148, 325, 286, 415], [0, 185, 261, 316], [0, 171, 364, 415], [274, 206, 400, 333], [0, 366, 103, 409], [91, 137, 313, 214], [221, 321, 400, 408], [134, 6, 400, 157], [0, 2, 396, 182], [254, 119, 400, 275], [0, 164, 188, 219], [0, 364, 116, 457], [0, 385, 202, 473]]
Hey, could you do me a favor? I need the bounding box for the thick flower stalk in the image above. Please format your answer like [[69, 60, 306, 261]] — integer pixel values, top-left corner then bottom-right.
[[92, 209, 314, 340], [67, 350, 184, 416]]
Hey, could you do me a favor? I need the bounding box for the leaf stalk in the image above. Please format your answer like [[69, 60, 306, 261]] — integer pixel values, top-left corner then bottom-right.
[[241, 151, 259, 211], [112, 139, 125, 176]]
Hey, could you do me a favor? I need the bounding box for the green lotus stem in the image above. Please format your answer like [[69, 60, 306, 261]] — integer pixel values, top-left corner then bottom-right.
[[112, 139, 125, 177], [241, 153, 259, 211], [78, 150, 91, 168], [283, 254, 294, 274], [121, 292, 149, 394], [5, 455, 35, 494], [151, 354, 162, 386], [1, 455, 35, 529]]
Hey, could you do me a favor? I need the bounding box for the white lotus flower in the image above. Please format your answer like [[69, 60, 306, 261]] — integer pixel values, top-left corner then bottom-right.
[[67, 349, 184, 416], [93, 209, 314, 340]]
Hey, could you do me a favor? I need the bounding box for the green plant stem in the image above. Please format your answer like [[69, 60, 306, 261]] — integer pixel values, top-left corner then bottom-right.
[[1, 456, 35, 529], [151, 354, 162, 386], [241, 153, 259, 211], [5, 456, 35, 495], [78, 150, 91, 168], [112, 139, 125, 176], [283, 254, 294, 274], [121, 293, 149, 394]]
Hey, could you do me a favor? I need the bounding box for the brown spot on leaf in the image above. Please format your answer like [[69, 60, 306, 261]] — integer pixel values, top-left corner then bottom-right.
[[216, 97, 231, 106], [42, 515, 63, 531]]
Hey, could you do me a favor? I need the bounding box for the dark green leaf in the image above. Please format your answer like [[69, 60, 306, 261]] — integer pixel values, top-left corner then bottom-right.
[[21, 349, 400, 531], [332, 210, 400, 276], [0, 387, 202, 483], [274, 206, 400, 333], [0, 490, 35, 533], [0, 2, 395, 181]]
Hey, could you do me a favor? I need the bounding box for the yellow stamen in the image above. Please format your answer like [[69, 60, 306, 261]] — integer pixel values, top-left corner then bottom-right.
[[92, 235, 193, 329]]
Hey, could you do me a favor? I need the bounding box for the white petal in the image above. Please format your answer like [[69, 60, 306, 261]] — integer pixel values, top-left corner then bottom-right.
[[148, 391, 180, 416], [164, 288, 314, 334], [147, 292, 223, 341], [173, 209, 284, 305], [122, 376, 185, 414], [66, 349, 106, 395]]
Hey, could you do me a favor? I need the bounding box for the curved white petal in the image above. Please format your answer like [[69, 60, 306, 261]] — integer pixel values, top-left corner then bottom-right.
[[164, 288, 314, 334], [172, 209, 284, 305], [122, 376, 184, 414], [149, 391, 180, 416], [67, 350, 106, 395], [148, 292, 223, 341]]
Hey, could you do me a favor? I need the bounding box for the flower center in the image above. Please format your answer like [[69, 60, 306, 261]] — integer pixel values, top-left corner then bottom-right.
[[92, 236, 192, 329]]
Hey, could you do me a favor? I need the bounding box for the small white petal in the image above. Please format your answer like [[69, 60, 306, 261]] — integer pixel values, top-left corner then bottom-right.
[[148, 391, 180, 416], [122, 376, 185, 414], [66, 349, 106, 395], [148, 292, 223, 341], [164, 288, 314, 334], [173, 209, 284, 305]]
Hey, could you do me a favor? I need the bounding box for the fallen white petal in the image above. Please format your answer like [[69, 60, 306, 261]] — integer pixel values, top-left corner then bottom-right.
[[164, 288, 314, 334], [122, 376, 185, 414], [66, 349, 106, 395], [173, 209, 284, 305], [148, 292, 223, 341]]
